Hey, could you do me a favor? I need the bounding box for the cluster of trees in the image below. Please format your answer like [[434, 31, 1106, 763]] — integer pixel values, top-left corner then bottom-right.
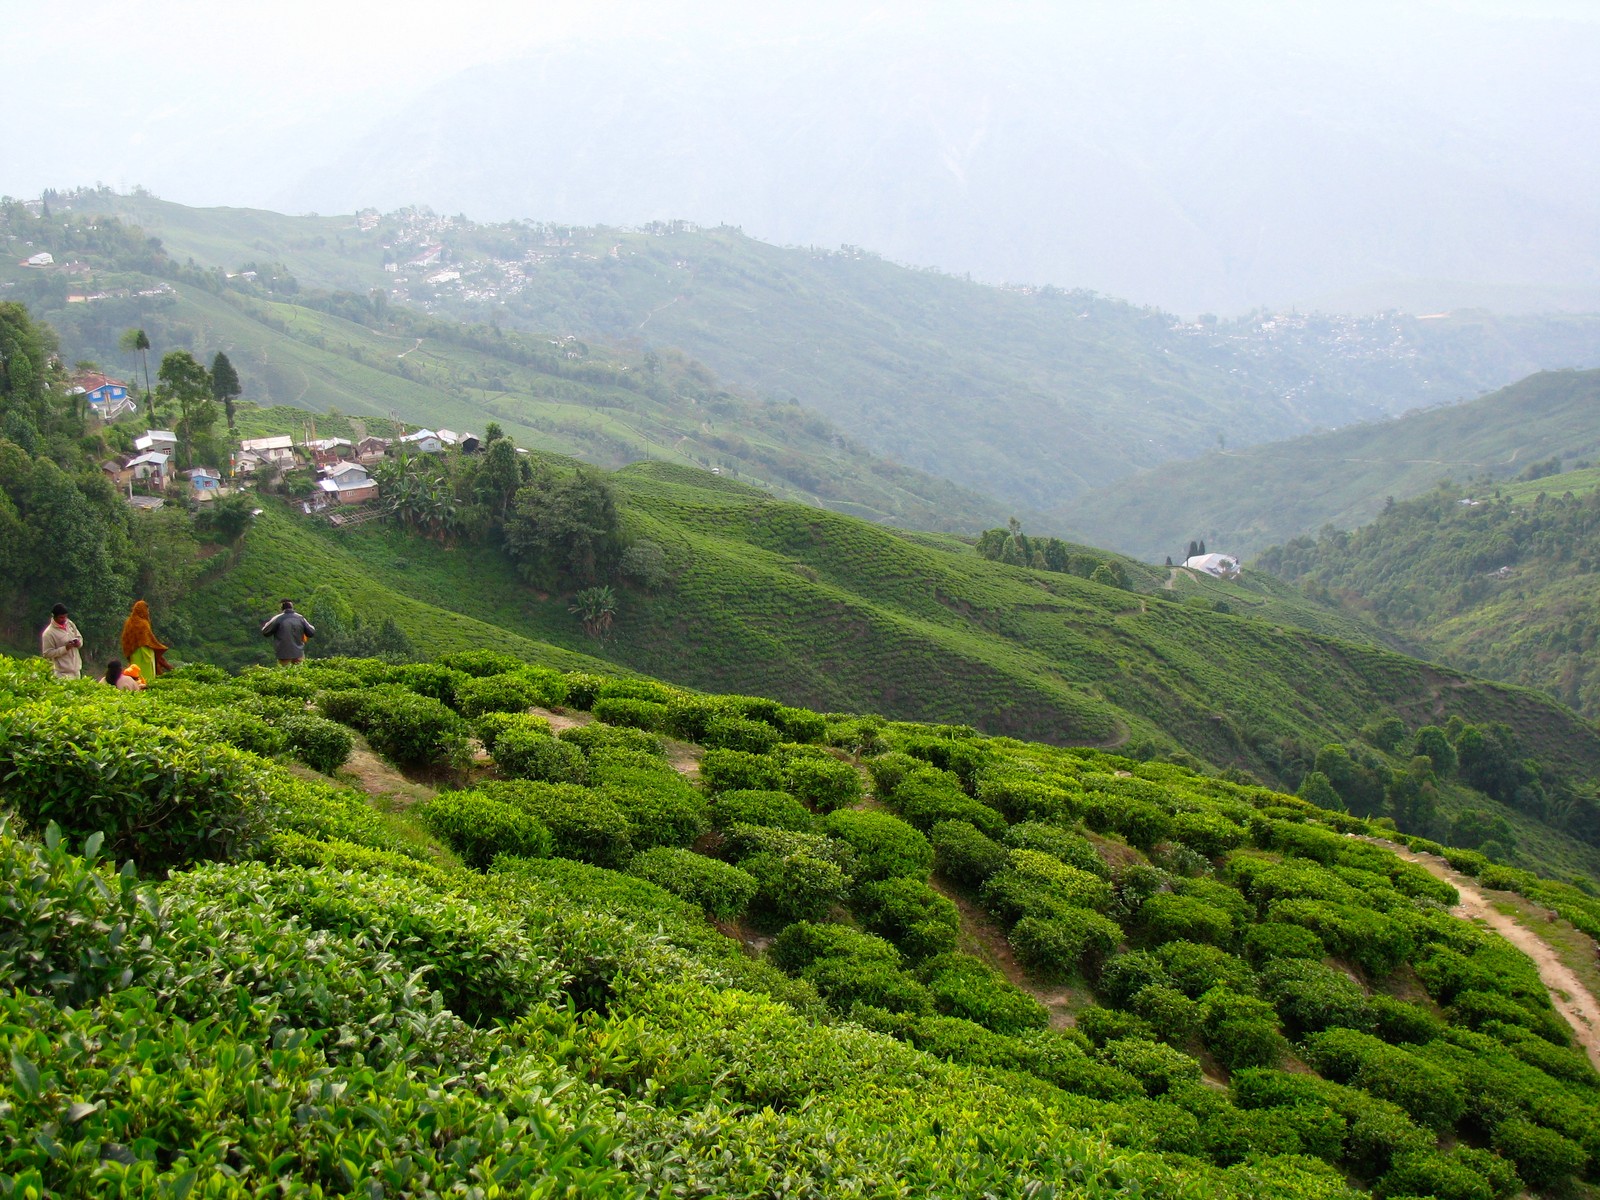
[[1296, 714, 1600, 855], [976, 519, 1130, 588]]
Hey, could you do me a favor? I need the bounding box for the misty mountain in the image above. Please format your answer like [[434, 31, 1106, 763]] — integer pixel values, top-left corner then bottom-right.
[[273, 13, 1600, 315]]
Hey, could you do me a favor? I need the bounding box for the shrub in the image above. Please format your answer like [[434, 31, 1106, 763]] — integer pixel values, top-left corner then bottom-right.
[[1243, 922, 1325, 965], [1076, 1005, 1155, 1046], [1260, 958, 1373, 1036], [703, 714, 781, 754], [930, 820, 1008, 887], [1098, 951, 1174, 1008], [1268, 898, 1412, 977], [823, 809, 933, 880], [712, 789, 814, 832], [769, 921, 901, 974], [920, 953, 1050, 1035], [591, 696, 670, 731], [866, 751, 921, 798], [1155, 941, 1256, 998], [557, 671, 608, 709], [493, 726, 589, 785], [476, 780, 632, 866], [977, 773, 1080, 823], [385, 662, 471, 705], [280, 713, 353, 774], [1005, 849, 1114, 909], [1169, 810, 1247, 858], [602, 780, 709, 851], [804, 957, 932, 1016], [700, 748, 784, 793], [1140, 893, 1235, 947], [557, 721, 664, 758], [418, 791, 553, 868], [364, 689, 469, 769], [1378, 1151, 1502, 1200], [852, 877, 960, 960], [1200, 989, 1285, 1070], [892, 770, 1007, 838], [1368, 996, 1443, 1045], [741, 851, 849, 924], [474, 710, 551, 755], [1303, 1029, 1465, 1131], [455, 673, 549, 719], [785, 754, 863, 812], [1010, 911, 1122, 979], [1492, 1117, 1585, 1189], [1129, 984, 1198, 1044], [1098, 1037, 1201, 1097], [627, 847, 758, 919], [0, 702, 269, 871], [773, 706, 827, 743], [1004, 822, 1108, 877], [434, 649, 529, 677]]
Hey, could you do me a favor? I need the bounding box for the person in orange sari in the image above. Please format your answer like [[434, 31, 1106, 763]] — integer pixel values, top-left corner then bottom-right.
[[120, 600, 173, 679]]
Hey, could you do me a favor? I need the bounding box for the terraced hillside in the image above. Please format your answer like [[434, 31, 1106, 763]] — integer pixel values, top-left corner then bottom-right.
[[4, 652, 1599, 1197], [1058, 369, 1600, 562]]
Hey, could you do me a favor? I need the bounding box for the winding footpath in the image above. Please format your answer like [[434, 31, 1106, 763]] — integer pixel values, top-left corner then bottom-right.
[[1377, 840, 1600, 1071]]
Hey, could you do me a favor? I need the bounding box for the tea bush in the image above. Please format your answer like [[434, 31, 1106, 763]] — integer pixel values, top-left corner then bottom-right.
[[455, 672, 549, 718], [476, 780, 632, 866], [558, 720, 665, 758], [475, 710, 552, 754], [1010, 910, 1123, 979], [1492, 1117, 1586, 1189], [703, 714, 782, 754], [700, 747, 784, 792], [493, 726, 589, 784], [627, 847, 758, 919], [385, 661, 472, 705], [280, 712, 353, 774], [891, 768, 1008, 838], [1140, 893, 1236, 948], [1243, 921, 1325, 965], [0, 701, 269, 871], [784, 753, 863, 812], [712, 789, 814, 831], [852, 876, 960, 960], [418, 790, 553, 868], [822, 809, 932, 880], [741, 850, 849, 924], [434, 648, 530, 677], [591, 696, 670, 731], [601, 779, 709, 851], [920, 953, 1050, 1035], [930, 819, 1008, 886], [1005, 821, 1108, 877]]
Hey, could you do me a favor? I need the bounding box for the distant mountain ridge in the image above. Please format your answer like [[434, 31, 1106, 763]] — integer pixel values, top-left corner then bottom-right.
[[34, 191, 1600, 522]]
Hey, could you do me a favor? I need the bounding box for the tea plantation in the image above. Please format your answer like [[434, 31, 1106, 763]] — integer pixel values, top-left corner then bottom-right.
[[5, 651, 1600, 1197]]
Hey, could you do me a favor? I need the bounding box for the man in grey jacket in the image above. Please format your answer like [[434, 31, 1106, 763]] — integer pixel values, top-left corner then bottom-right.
[[40, 603, 84, 679], [260, 599, 316, 665]]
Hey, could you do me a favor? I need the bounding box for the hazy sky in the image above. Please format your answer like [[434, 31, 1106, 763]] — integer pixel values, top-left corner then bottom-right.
[[7, 1, 1598, 313]]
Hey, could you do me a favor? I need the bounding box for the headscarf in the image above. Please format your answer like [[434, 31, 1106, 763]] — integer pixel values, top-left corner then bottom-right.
[[120, 600, 168, 660], [122, 663, 143, 681]]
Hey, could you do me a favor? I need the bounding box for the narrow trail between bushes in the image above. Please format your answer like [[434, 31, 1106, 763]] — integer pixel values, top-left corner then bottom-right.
[[1374, 839, 1600, 1070]]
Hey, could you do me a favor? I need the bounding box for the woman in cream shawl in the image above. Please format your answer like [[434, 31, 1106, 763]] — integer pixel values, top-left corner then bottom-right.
[[120, 599, 172, 679]]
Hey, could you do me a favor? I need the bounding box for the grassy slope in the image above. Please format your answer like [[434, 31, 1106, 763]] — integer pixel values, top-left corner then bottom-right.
[[179, 469, 1600, 802], [1057, 369, 1600, 562]]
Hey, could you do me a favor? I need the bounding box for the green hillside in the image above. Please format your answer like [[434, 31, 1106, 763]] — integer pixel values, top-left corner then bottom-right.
[[39, 189, 1600, 515], [5, 650, 1600, 1198], [0, 197, 1007, 533], [1058, 369, 1600, 562], [1259, 474, 1600, 722]]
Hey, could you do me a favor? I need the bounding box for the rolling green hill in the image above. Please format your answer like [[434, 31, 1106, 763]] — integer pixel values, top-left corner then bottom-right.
[[1258, 473, 1600, 721], [0, 198, 1007, 533], [1057, 369, 1600, 563], [31, 189, 1600, 517]]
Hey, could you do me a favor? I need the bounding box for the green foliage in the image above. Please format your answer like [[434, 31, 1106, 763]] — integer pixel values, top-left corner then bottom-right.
[[455, 671, 548, 718], [279, 712, 353, 774], [822, 809, 932, 881], [700, 747, 784, 793], [476, 780, 632, 866], [591, 695, 670, 731], [418, 789, 553, 868], [474, 709, 551, 754], [557, 719, 664, 758], [930, 819, 1009, 886], [784, 752, 863, 812], [318, 682, 469, 769], [0, 699, 269, 870], [1010, 910, 1123, 979], [627, 847, 758, 919], [1005, 821, 1108, 876], [852, 876, 960, 960], [1491, 1116, 1585, 1189], [712, 789, 814, 831], [702, 713, 782, 753], [920, 953, 1050, 1035], [492, 725, 589, 784], [1304, 1028, 1466, 1131], [1140, 893, 1236, 948], [1099, 1037, 1202, 1097]]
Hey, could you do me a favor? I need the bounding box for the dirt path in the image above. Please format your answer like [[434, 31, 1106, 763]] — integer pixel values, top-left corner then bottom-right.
[[1376, 840, 1600, 1070], [928, 876, 1082, 1029]]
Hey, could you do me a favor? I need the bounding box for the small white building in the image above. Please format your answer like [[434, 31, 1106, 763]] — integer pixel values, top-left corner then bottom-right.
[[126, 451, 170, 482], [1183, 553, 1242, 580], [400, 429, 444, 454], [238, 435, 297, 469], [135, 430, 178, 455]]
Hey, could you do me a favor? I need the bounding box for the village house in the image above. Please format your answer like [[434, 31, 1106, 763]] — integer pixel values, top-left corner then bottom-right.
[[185, 466, 223, 496], [1183, 552, 1242, 580], [318, 460, 379, 504], [101, 458, 133, 489], [400, 429, 444, 454], [126, 451, 170, 484], [135, 430, 178, 456], [237, 435, 297, 471], [72, 372, 138, 420], [355, 435, 390, 462]]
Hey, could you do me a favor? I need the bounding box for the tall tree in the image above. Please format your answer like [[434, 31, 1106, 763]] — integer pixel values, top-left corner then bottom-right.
[[119, 329, 153, 413], [155, 351, 217, 470], [210, 351, 242, 432]]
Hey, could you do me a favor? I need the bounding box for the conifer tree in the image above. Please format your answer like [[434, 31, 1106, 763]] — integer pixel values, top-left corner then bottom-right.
[[211, 351, 242, 432]]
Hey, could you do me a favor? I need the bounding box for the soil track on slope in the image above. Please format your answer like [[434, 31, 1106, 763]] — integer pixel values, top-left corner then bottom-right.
[[1371, 839, 1600, 1070]]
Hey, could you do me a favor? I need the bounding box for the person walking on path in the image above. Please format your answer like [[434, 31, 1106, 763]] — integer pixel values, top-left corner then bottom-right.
[[260, 599, 315, 665], [120, 599, 172, 679], [40, 603, 84, 679]]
